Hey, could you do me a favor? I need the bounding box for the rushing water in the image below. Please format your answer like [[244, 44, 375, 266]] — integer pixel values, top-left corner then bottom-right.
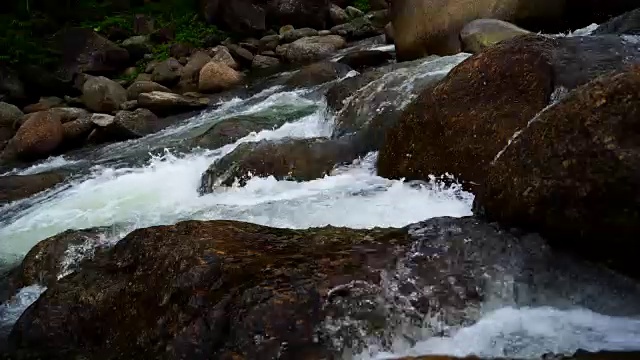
[[1, 42, 640, 358]]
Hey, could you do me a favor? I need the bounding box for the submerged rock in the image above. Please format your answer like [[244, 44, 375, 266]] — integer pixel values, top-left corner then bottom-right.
[[0, 171, 66, 206], [460, 18, 530, 53], [8, 217, 640, 358], [285, 61, 352, 88], [378, 35, 640, 187], [475, 67, 640, 280], [192, 104, 317, 150], [199, 137, 358, 192]]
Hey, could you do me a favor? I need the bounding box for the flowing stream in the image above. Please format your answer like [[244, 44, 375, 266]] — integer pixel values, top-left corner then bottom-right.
[[1, 39, 640, 358]]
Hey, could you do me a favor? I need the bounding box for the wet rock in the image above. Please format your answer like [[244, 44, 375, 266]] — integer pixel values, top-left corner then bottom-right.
[[61, 115, 95, 149], [330, 3, 350, 26], [210, 45, 240, 70], [192, 104, 317, 149], [475, 67, 640, 280], [137, 91, 209, 116], [326, 69, 384, 113], [385, 22, 394, 43], [0, 102, 23, 128], [286, 61, 352, 88], [0, 227, 109, 303], [1, 110, 64, 162], [345, 6, 364, 18], [120, 100, 138, 111], [51, 27, 130, 80], [227, 44, 255, 67], [337, 50, 393, 71], [151, 58, 184, 86], [126, 80, 171, 101], [258, 34, 281, 52], [9, 216, 640, 359], [282, 28, 319, 43], [121, 35, 152, 62], [135, 72, 153, 82], [378, 35, 640, 187], [23, 97, 64, 114], [284, 35, 347, 63], [81, 76, 128, 113], [200, 137, 357, 191], [0, 171, 66, 206], [251, 55, 281, 69], [593, 7, 640, 35], [198, 62, 244, 93], [330, 17, 383, 41], [460, 18, 531, 54]]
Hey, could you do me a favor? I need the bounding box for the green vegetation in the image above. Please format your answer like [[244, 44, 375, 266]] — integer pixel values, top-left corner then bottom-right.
[[353, 0, 371, 12], [0, 0, 225, 72]]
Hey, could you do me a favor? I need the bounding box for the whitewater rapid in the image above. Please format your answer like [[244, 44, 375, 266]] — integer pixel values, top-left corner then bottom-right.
[[1, 47, 640, 359]]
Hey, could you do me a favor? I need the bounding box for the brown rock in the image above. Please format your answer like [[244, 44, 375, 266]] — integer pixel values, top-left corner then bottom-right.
[[0, 171, 66, 205], [258, 34, 281, 52], [210, 45, 240, 70], [198, 62, 243, 93], [0, 102, 23, 128], [330, 3, 350, 26], [126, 80, 171, 101], [90, 108, 159, 142], [151, 58, 184, 86], [81, 76, 128, 113], [284, 35, 347, 63], [61, 115, 95, 149], [199, 137, 357, 191], [1, 110, 64, 161], [286, 61, 352, 88], [227, 44, 255, 67], [48, 107, 90, 124], [23, 97, 64, 114], [337, 50, 393, 71], [137, 91, 209, 116], [251, 54, 281, 69], [475, 67, 640, 280]]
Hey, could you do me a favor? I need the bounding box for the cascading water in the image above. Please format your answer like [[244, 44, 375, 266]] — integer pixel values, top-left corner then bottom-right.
[[1, 40, 640, 359]]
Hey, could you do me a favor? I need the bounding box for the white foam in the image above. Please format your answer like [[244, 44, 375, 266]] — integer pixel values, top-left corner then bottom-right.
[[1, 156, 81, 176], [360, 307, 640, 359], [0, 285, 46, 328]]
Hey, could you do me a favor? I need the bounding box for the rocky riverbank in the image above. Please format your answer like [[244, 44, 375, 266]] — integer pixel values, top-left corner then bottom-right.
[[2, 1, 640, 359]]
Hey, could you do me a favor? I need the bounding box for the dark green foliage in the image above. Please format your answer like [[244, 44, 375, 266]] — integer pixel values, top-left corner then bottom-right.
[[353, 0, 370, 12]]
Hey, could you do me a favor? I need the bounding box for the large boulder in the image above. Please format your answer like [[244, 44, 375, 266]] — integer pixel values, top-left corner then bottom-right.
[[199, 137, 357, 192], [202, 0, 267, 36], [81, 76, 127, 113], [126, 81, 171, 101], [329, 3, 350, 26], [226, 44, 255, 68], [0, 171, 66, 206], [0, 102, 23, 130], [210, 45, 240, 70], [121, 35, 152, 62], [284, 35, 347, 63], [198, 62, 243, 93], [179, 51, 212, 92], [23, 97, 64, 114], [46, 107, 89, 124], [251, 55, 281, 69], [151, 58, 184, 86], [285, 61, 352, 88], [7, 216, 640, 358], [137, 91, 209, 116], [460, 18, 531, 53], [475, 67, 640, 279], [593, 7, 640, 35], [378, 35, 640, 187], [1, 111, 64, 162], [61, 115, 95, 150], [51, 28, 130, 80], [389, 0, 561, 60], [266, 0, 331, 30]]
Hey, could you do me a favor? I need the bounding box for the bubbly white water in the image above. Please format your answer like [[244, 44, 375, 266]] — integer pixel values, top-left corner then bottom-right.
[[1, 43, 640, 359]]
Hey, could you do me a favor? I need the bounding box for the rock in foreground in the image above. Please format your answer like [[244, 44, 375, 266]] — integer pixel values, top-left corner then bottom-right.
[[8, 217, 640, 359], [475, 66, 640, 279], [0, 171, 66, 205]]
